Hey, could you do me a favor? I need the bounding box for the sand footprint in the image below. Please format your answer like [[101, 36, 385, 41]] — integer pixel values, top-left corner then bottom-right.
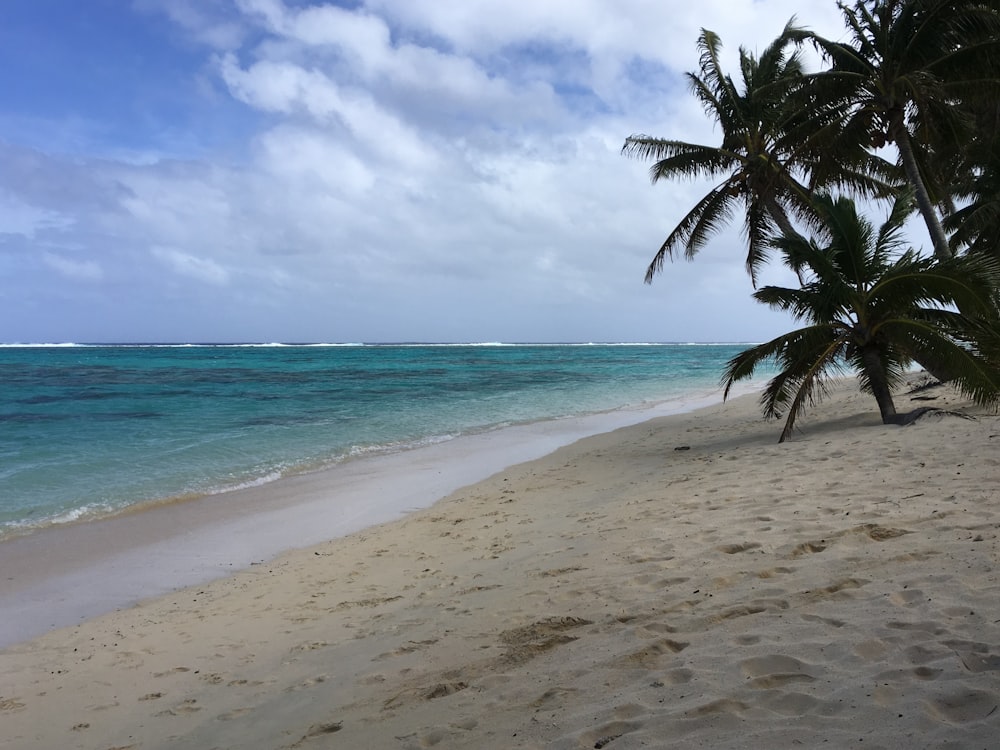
[[614, 637, 689, 668], [756, 690, 827, 717], [799, 578, 866, 603], [383, 681, 468, 710], [283, 675, 328, 693], [740, 654, 818, 690], [217, 707, 253, 721], [291, 720, 343, 745], [788, 540, 828, 557], [800, 613, 845, 628], [656, 667, 694, 685], [531, 686, 579, 708], [925, 688, 999, 723], [533, 566, 584, 578], [636, 621, 679, 637], [857, 523, 910, 541], [889, 589, 926, 607], [156, 698, 201, 717], [0, 697, 26, 712], [707, 599, 790, 624], [684, 698, 749, 718], [580, 720, 643, 749], [716, 542, 762, 554], [756, 566, 795, 579], [152, 666, 191, 678], [885, 620, 948, 635]]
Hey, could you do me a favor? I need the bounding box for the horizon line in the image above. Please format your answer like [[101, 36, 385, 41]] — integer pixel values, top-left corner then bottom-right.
[[0, 340, 760, 348]]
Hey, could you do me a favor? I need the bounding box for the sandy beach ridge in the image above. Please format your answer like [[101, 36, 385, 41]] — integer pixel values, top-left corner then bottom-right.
[[2, 375, 999, 748]]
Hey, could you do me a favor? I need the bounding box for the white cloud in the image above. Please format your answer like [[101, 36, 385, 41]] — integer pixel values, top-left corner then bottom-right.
[[116, 166, 235, 252], [287, 4, 393, 66], [0, 0, 878, 343], [257, 125, 376, 195], [219, 56, 338, 116], [0, 193, 72, 238], [365, 0, 846, 66], [42, 252, 103, 282], [218, 54, 436, 169], [135, 0, 248, 50], [152, 246, 230, 285], [234, 0, 287, 32]]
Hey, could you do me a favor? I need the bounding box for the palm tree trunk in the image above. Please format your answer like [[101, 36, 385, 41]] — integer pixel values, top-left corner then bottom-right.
[[889, 116, 960, 381], [862, 346, 897, 424], [892, 120, 953, 260]]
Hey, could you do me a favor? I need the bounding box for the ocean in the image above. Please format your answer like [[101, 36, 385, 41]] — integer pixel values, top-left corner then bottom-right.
[[0, 343, 757, 540]]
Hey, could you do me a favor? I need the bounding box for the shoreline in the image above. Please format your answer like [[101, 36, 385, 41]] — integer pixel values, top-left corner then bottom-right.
[[2, 342, 754, 545], [0, 386, 731, 649], [4, 375, 999, 749], [0, 379, 735, 545]]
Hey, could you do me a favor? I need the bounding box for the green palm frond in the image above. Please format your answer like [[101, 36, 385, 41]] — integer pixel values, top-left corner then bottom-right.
[[875, 190, 916, 253], [623, 23, 876, 281], [878, 316, 1000, 404], [771, 335, 848, 442], [643, 185, 738, 281], [795, 0, 1000, 260], [681, 187, 740, 260], [624, 0, 1000, 311], [743, 194, 775, 280], [695, 29, 737, 101], [647, 144, 740, 184], [870, 254, 1000, 317], [767, 231, 830, 284], [725, 191, 1000, 441], [722, 323, 846, 441]]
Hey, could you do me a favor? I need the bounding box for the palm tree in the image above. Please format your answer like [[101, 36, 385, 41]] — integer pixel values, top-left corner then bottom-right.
[[622, 23, 895, 284], [945, 155, 1000, 257], [796, 0, 1000, 260], [943, 98, 1000, 257], [721, 192, 1000, 442]]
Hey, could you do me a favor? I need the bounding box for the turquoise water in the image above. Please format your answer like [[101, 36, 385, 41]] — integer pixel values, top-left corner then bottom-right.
[[0, 343, 753, 537]]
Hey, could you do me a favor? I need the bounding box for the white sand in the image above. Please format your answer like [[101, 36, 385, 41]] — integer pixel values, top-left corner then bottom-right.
[[2, 375, 999, 749]]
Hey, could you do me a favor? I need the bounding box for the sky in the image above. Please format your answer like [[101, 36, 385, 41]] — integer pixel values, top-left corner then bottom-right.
[[0, 0, 861, 344]]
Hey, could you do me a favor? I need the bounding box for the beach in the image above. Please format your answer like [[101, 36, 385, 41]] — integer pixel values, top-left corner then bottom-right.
[[3, 375, 999, 749]]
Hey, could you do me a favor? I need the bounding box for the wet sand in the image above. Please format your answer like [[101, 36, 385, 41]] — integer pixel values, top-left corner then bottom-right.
[[2, 375, 999, 748]]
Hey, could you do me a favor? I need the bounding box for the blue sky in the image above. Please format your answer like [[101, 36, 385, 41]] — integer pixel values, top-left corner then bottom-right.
[[0, 0, 855, 343]]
